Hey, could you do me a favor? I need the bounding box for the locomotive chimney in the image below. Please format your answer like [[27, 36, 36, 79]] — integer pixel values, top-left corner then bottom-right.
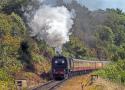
[[55, 47, 62, 56]]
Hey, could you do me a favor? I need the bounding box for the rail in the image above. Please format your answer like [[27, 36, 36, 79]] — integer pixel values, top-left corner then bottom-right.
[[30, 80, 54, 90], [31, 79, 66, 90]]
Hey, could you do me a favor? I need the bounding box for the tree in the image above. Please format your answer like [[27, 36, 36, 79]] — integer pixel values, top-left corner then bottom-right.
[[64, 36, 87, 59], [96, 25, 114, 47], [0, 0, 28, 15]]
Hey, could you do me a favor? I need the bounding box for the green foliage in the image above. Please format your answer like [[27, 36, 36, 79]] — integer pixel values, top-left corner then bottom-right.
[[0, 12, 26, 58], [95, 60, 125, 84], [11, 12, 26, 36], [0, 12, 26, 38], [0, 12, 26, 88], [96, 25, 114, 46], [0, 0, 28, 15], [37, 41, 55, 58], [64, 36, 87, 59], [0, 13, 12, 32], [93, 9, 125, 60], [32, 53, 45, 63], [117, 48, 125, 60], [0, 69, 13, 81], [111, 46, 125, 61], [1, 0, 125, 87], [3, 57, 22, 74], [0, 69, 15, 89], [105, 9, 125, 46], [0, 0, 29, 85], [0, 81, 16, 90], [94, 9, 125, 80], [0, 0, 23, 8], [114, 29, 125, 46], [0, 13, 26, 73]]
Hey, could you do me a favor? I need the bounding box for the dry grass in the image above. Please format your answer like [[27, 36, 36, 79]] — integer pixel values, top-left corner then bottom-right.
[[59, 76, 84, 90], [58, 75, 125, 90], [93, 78, 125, 90]]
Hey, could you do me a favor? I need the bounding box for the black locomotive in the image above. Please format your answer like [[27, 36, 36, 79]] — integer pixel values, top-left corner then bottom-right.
[[51, 55, 73, 80]]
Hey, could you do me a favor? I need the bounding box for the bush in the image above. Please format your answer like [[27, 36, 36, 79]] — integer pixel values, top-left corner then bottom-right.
[[94, 60, 125, 84], [0, 69, 15, 89]]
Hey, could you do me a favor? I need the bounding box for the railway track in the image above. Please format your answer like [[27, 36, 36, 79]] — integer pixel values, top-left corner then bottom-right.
[[31, 70, 93, 90], [32, 80, 66, 90]]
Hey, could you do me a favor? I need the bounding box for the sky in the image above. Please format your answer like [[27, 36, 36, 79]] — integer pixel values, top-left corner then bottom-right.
[[44, 0, 125, 12], [76, 0, 125, 12]]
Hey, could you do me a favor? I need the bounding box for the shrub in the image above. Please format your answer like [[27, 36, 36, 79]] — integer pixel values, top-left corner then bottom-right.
[[94, 60, 125, 84]]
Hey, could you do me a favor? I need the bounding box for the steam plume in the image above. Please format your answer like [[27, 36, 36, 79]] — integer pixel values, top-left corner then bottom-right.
[[28, 5, 73, 48]]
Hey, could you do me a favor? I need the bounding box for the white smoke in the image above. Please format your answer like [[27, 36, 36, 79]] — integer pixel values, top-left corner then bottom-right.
[[28, 5, 74, 49]]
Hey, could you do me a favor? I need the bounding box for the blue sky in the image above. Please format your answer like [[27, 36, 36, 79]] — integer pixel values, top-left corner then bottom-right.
[[76, 0, 125, 12]]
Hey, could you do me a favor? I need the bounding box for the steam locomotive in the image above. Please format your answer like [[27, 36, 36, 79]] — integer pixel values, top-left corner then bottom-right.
[[51, 55, 72, 79], [51, 55, 109, 80]]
